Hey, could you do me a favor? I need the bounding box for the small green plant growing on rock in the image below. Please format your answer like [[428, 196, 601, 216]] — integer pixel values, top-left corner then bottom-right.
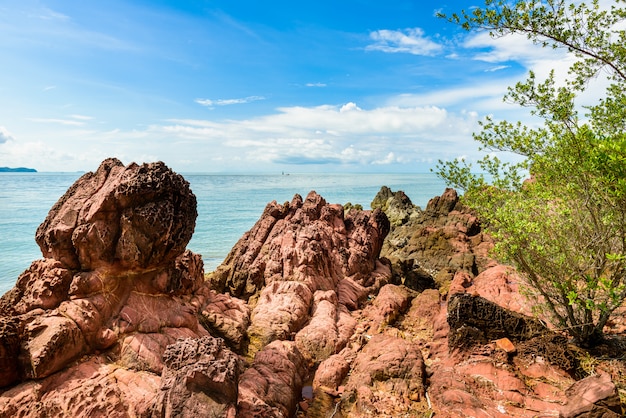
[[436, 0, 626, 347]]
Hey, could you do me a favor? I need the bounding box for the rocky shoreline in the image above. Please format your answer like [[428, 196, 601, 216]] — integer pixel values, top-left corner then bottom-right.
[[0, 159, 624, 417]]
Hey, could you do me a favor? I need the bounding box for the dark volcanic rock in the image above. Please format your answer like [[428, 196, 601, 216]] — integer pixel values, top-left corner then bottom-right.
[[371, 186, 419, 226], [381, 188, 493, 298], [447, 293, 547, 349]]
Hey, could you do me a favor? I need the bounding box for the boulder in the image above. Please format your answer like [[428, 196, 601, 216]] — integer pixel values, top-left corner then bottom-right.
[[560, 373, 622, 418], [0, 159, 206, 401], [154, 336, 241, 418], [35, 158, 197, 271], [237, 340, 307, 417]]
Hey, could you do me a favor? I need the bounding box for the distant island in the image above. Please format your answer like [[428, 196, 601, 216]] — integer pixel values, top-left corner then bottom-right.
[[0, 167, 37, 172]]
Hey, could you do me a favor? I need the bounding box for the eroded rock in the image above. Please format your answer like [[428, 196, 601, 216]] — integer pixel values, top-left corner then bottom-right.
[[154, 336, 241, 418]]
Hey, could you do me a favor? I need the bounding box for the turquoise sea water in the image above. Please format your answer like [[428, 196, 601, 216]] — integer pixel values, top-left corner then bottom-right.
[[0, 172, 447, 295]]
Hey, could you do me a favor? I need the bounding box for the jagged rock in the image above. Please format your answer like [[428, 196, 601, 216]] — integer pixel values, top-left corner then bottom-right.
[[447, 293, 547, 349], [381, 188, 494, 294], [371, 186, 419, 226], [560, 373, 622, 418], [341, 333, 426, 416], [0, 159, 207, 407], [237, 340, 307, 417], [211, 191, 391, 358], [154, 336, 241, 418]]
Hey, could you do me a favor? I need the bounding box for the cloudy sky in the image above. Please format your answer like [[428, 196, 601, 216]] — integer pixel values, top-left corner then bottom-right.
[[0, 0, 581, 173]]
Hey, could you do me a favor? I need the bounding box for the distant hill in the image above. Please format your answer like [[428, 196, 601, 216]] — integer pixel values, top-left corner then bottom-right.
[[0, 167, 37, 173]]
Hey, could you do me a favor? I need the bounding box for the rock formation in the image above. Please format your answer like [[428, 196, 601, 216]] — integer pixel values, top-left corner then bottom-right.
[[1, 164, 624, 417], [0, 158, 217, 416]]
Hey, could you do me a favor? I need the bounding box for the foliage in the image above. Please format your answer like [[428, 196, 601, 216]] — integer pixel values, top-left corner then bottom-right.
[[436, 0, 626, 346]]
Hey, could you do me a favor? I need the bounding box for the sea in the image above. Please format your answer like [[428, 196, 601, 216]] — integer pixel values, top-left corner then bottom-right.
[[0, 172, 448, 295]]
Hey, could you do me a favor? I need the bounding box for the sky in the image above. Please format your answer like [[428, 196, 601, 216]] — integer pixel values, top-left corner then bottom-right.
[[0, 0, 593, 173]]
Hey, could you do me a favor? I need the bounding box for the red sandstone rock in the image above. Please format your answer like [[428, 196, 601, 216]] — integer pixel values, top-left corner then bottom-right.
[[560, 373, 622, 418], [313, 354, 351, 394], [199, 290, 250, 351], [211, 191, 391, 358], [341, 333, 426, 416], [154, 336, 241, 418], [237, 340, 307, 417], [2, 175, 621, 418], [36, 158, 197, 271], [0, 159, 208, 411], [0, 355, 161, 417], [295, 290, 356, 363]]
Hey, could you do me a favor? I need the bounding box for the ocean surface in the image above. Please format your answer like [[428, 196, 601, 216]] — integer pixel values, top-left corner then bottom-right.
[[0, 172, 447, 295]]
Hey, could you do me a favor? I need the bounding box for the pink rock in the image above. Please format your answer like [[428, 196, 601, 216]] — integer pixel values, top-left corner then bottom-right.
[[0, 159, 207, 394], [8, 259, 73, 315], [238, 340, 307, 417], [247, 280, 313, 356], [199, 290, 250, 351], [24, 315, 87, 379], [313, 354, 351, 393], [362, 283, 410, 333], [36, 158, 197, 271], [0, 356, 161, 417], [560, 373, 621, 417], [295, 290, 356, 363], [154, 336, 241, 418], [342, 333, 426, 416]]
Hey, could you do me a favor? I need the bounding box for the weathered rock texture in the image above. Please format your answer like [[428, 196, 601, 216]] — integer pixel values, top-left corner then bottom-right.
[[0, 159, 217, 416], [210, 191, 392, 358], [1, 171, 624, 417], [0, 163, 397, 417], [370, 185, 419, 226]]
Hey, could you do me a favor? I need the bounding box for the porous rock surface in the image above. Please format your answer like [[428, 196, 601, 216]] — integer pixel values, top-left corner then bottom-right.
[[0, 164, 622, 417], [0, 160, 396, 417]]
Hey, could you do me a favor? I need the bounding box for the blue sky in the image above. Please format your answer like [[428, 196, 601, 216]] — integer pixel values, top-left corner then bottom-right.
[[0, 1, 582, 173]]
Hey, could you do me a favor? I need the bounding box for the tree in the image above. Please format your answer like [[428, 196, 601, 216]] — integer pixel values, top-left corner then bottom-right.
[[436, 0, 626, 347]]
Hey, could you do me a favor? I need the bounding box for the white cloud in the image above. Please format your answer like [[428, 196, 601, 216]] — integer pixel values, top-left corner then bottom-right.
[[69, 114, 93, 121], [27, 118, 86, 126], [154, 102, 480, 169], [485, 65, 510, 72], [195, 95, 265, 108], [464, 32, 575, 80], [366, 28, 443, 56], [306, 82, 327, 87], [0, 127, 14, 144]]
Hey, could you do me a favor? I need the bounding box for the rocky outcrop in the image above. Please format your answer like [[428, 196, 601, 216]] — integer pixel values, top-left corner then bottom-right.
[[154, 336, 241, 418], [0, 162, 396, 417], [0, 159, 215, 416], [371, 185, 419, 226], [2, 170, 624, 417], [210, 191, 392, 358]]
